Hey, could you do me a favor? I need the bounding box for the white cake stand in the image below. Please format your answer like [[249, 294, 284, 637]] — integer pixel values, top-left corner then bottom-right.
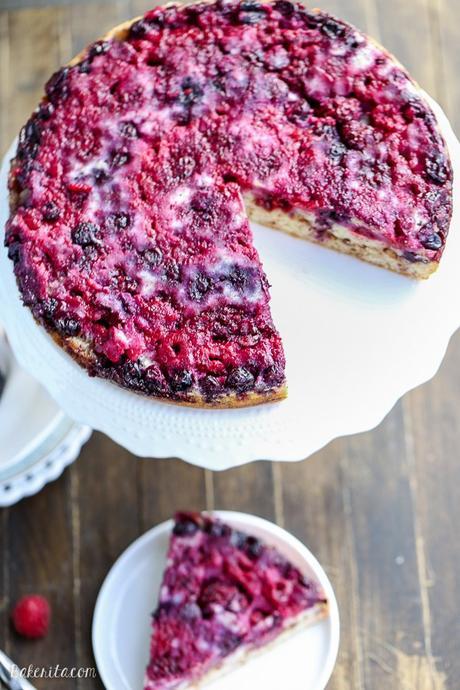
[[1, 94, 459, 470]]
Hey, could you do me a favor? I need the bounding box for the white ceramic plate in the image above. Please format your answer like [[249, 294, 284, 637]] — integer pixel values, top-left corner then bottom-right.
[[92, 511, 340, 690], [1, 94, 459, 468]]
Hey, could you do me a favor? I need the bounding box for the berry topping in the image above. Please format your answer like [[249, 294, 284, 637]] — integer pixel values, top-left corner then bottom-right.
[[11, 595, 51, 639], [6, 0, 452, 406]]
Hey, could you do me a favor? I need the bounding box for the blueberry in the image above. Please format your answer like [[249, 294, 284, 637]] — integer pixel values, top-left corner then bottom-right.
[[56, 317, 81, 337], [42, 201, 61, 222], [219, 632, 242, 655], [38, 102, 54, 120], [320, 17, 346, 39], [180, 603, 202, 620], [129, 19, 150, 38], [403, 250, 422, 263], [45, 67, 69, 103], [179, 77, 204, 107], [122, 361, 145, 390], [200, 374, 222, 397], [107, 212, 130, 230], [164, 261, 181, 281], [227, 265, 257, 293], [119, 121, 139, 139], [274, 0, 295, 17], [230, 530, 247, 549], [7, 242, 20, 263], [173, 518, 199, 537], [111, 151, 131, 167], [191, 194, 216, 220], [188, 272, 211, 301], [329, 142, 347, 163], [93, 168, 110, 185], [144, 247, 163, 267], [426, 152, 449, 185], [420, 232, 443, 251], [236, 2, 266, 24], [72, 222, 100, 247], [41, 297, 58, 320], [78, 60, 91, 74], [245, 536, 263, 559], [204, 521, 231, 538], [170, 369, 193, 392], [89, 41, 110, 60], [226, 366, 255, 391]]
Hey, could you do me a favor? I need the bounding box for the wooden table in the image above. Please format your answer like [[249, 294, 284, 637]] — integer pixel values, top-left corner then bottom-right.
[[1, 1, 459, 688]]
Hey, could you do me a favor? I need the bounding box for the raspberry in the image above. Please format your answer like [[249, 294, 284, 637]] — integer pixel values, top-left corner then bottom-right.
[[11, 595, 51, 639]]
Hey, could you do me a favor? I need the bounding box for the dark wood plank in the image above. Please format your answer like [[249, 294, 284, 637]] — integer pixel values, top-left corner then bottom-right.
[[6, 476, 78, 689], [74, 433, 141, 689], [139, 457, 207, 529], [212, 462, 276, 521], [404, 333, 460, 689]]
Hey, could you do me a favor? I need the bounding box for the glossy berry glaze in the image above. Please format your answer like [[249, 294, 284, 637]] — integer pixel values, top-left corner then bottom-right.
[[145, 512, 326, 689], [5, 1, 453, 404]]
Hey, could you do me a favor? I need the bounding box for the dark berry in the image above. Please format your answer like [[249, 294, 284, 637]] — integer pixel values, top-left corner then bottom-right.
[[226, 366, 255, 391], [72, 222, 100, 247], [93, 167, 110, 185], [56, 317, 81, 337], [37, 102, 54, 120], [237, 2, 266, 24], [173, 518, 199, 537], [180, 603, 202, 620], [230, 530, 248, 549], [122, 361, 145, 390], [129, 19, 150, 38], [426, 152, 449, 185], [78, 59, 91, 74], [199, 375, 222, 397], [89, 41, 110, 60], [245, 536, 263, 559], [119, 121, 139, 139], [41, 297, 58, 320], [179, 77, 204, 107], [7, 242, 20, 263], [204, 521, 231, 538], [111, 151, 131, 167], [227, 265, 257, 293], [107, 212, 130, 230], [42, 201, 61, 222], [403, 250, 422, 263], [144, 247, 163, 267], [170, 369, 193, 392], [274, 1, 295, 17], [420, 232, 443, 250], [320, 17, 346, 39], [329, 142, 347, 163], [164, 261, 181, 281], [188, 272, 211, 301], [45, 67, 69, 103]]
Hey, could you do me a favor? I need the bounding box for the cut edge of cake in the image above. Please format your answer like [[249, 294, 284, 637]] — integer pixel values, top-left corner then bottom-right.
[[245, 195, 439, 279]]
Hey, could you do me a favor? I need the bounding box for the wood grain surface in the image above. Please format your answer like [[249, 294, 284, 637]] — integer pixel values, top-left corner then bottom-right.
[[0, 1, 459, 688]]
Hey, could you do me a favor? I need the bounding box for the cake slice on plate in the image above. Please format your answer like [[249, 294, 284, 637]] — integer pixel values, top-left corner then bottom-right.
[[144, 512, 328, 690]]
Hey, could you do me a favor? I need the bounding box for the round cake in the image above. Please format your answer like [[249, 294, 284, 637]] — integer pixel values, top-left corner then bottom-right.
[[5, 0, 453, 407]]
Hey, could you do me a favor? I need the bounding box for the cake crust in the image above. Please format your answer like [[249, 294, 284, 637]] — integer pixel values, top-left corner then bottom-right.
[[5, 1, 453, 406]]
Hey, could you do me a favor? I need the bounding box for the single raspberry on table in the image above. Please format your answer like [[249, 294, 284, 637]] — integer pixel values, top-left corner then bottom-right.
[[11, 595, 51, 639]]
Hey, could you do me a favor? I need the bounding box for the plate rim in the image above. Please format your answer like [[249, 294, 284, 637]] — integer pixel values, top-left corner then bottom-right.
[[92, 510, 340, 690]]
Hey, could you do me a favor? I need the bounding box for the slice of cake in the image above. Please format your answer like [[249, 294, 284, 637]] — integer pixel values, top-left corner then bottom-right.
[[144, 512, 328, 689]]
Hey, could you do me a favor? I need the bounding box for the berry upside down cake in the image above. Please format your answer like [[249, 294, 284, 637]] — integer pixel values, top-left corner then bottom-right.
[[5, 1, 453, 407], [144, 512, 327, 689]]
